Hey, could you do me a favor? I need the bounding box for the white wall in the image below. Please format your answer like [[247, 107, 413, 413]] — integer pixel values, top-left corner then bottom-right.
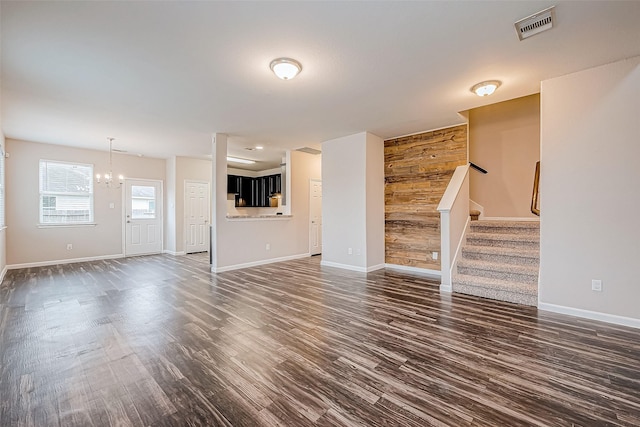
[[468, 94, 540, 218], [539, 56, 640, 324], [322, 132, 384, 272], [0, 4, 5, 280], [5, 139, 166, 266], [164, 156, 177, 253], [211, 134, 322, 271], [0, 133, 6, 280], [365, 133, 385, 269]]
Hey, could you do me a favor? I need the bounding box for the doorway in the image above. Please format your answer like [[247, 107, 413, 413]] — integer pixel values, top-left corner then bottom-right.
[[309, 179, 322, 256], [184, 180, 210, 254], [124, 179, 163, 256]]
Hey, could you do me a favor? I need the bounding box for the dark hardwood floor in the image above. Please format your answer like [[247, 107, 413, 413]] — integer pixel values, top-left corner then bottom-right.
[[1, 254, 639, 426]]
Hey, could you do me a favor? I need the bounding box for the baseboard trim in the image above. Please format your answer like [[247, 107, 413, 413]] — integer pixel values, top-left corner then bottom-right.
[[366, 263, 385, 273], [213, 253, 310, 273], [0, 265, 7, 284], [538, 302, 640, 329], [384, 263, 441, 279], [8, 254, 125, 270], [321, 261, 385, 273], [440, 284, 453, 293], [163, 250, 186, 256], [481, 216, 540, 222]]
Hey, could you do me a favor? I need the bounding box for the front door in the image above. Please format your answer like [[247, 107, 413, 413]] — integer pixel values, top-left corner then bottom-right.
[[309, 179, 322, 255], [185, 181, 210, 254], [125, 179, 163, 256]]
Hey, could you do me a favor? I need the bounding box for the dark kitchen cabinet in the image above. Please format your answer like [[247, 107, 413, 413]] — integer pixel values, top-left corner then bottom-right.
[[239, 176, 253, 207], [229, 173, 282, 207], [227, 175, 241, 194], [267, 174, 282, 196]]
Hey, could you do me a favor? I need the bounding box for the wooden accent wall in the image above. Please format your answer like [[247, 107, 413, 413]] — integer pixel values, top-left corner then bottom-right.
[[384, 125, 468, 270]]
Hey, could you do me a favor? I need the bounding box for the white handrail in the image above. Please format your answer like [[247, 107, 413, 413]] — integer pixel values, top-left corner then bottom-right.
[[437, 164, 470, 291]]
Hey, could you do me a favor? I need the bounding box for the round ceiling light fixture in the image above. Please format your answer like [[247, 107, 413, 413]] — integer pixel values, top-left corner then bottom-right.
[[471, 80, 501, 97], [270, 58, 302, 80]]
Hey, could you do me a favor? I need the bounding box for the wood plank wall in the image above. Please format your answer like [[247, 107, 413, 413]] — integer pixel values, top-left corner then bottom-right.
[[384, 125, 468, 270]]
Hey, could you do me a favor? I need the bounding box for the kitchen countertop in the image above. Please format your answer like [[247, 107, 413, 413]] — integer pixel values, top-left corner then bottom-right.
[[226, 214, 292, 220]]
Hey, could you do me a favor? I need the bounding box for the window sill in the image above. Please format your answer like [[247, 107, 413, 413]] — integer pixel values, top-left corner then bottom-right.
[[38, 223, 97, 229]]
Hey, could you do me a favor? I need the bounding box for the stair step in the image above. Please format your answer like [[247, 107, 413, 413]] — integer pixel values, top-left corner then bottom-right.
[[466, 231, 539, 249], [457, 259, 538, 284], [461, 245, 539, 266], [453, 274, 537, 306], [470, 220, 540, 234]]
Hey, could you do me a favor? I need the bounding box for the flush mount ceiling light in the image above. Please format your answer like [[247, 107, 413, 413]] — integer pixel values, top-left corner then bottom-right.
[[471, 80, 502, 97], [269, 58, 302, 80], [227, 156, 255, 165]]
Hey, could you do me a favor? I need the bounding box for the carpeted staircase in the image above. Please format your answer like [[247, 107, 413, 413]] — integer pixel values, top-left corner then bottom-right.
[[453, 220, 539, 306]]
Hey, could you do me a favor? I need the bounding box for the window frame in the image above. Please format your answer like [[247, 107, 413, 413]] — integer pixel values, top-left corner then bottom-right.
[[38, 159, 95, 226]]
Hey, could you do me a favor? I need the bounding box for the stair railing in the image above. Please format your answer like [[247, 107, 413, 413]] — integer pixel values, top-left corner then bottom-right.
[[531, 161, 540, 216], [469, 162, 488, 174], [437, 164, 471, 292]]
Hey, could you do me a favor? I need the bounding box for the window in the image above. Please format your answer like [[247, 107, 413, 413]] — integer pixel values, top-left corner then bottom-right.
[[39, 160, 94, 224], [131, 185, 156, 219]]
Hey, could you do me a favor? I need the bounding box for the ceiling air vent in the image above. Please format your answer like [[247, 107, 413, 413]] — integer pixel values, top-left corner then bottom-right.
[[296, 147, 321, 155], [514, 6, 556, 41]]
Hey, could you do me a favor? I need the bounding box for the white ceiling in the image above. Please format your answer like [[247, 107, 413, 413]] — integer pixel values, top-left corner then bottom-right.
[[2, 1, 639, 161]]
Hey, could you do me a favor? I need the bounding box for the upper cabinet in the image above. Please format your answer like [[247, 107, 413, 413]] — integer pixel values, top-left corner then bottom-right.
[[227, 175, 241, 194], [227, 174, 281, 207]]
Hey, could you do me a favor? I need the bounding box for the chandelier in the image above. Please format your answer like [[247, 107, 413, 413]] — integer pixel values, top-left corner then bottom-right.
[[95, 137, 124, 188]]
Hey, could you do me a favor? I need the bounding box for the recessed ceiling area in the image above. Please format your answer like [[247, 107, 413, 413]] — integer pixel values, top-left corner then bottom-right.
[[2, 1, 639, 159], [227, 143, 284, 172]]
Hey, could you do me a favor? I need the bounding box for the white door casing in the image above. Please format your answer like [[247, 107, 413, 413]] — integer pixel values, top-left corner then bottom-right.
[[124, 179, 163, 256], [185, 180, 210, 254], [309, 179, 322, 256]]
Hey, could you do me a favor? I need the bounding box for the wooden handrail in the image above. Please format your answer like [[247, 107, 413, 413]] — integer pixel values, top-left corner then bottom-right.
[[531, 161, 540, 216]]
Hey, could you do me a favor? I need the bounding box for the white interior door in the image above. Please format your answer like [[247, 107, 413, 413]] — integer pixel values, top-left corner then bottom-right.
[[309, 179, 322, 256], [125, 179, 163, 256], [185, 181, 210, 254]]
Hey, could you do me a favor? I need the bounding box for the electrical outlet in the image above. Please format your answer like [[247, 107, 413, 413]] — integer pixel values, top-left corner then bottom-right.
[[432, 251, 439, 260], [266, 243, 270, 250], [348, 248, 353, 255], [356, 248, 361, 256], [592, 279, 602, 292], [109, 202, 115, 209], [66, 244, 73, 250]]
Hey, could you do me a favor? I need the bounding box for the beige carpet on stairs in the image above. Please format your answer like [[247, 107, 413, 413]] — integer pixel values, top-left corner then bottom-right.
[[453, 220, 539, 306]]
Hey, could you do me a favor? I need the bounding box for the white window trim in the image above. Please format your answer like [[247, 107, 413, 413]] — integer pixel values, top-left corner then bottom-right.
[[37, 223, 97, 229], [39, 159, 95, 225]]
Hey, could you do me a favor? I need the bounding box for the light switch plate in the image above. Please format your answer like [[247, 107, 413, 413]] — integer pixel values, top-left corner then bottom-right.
[[592, 279, 602, 292]]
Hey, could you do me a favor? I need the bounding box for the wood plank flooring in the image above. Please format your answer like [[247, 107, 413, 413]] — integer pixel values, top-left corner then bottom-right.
[[1, 254, 639, 426]]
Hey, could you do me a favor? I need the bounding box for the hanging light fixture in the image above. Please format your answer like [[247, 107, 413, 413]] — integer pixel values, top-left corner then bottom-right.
[[96, 137, 124, 188], [269, 58, 302, 80], [471, 80, 502, 97]]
